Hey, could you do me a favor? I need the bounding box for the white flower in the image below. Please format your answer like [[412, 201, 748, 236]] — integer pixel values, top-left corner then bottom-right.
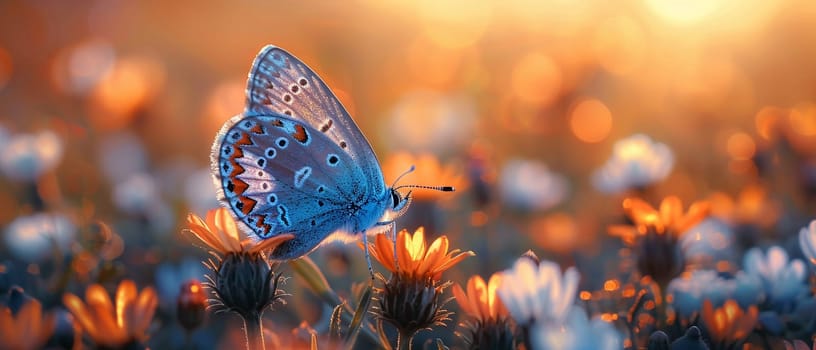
[[530, 306, 622, 350], [592, 134, 674, 193], [497, 257, 579, 326], [0, 131, 63, 181], [744, 246, 807, 305], [499, 159, 568, 211], [4, 213, 76, 262], [799, 220, 816, 266]]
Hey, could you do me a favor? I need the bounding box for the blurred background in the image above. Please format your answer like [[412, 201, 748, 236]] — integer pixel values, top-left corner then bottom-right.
[[2, 0, 816, 348]]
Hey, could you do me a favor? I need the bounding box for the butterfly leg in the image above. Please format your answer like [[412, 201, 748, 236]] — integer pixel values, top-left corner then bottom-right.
[[361, 230, 375, 282]]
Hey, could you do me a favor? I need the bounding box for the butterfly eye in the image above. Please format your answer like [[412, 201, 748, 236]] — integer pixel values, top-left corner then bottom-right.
[[390, 190, 399, 208]]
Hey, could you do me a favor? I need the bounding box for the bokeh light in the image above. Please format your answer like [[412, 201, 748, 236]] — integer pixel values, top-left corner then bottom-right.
[[570, 98, 613, 143]]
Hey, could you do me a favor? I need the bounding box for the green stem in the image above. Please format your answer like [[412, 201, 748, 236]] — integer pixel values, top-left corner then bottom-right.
[[243, 312, 265, 350]]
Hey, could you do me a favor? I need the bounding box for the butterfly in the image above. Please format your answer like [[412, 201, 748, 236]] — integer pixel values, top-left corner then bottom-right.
[[211, 46, 453, 266]]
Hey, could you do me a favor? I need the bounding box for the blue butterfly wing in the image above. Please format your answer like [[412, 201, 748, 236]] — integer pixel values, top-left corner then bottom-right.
[[243, 46, 386, 196], [211, 114, 372, 259]]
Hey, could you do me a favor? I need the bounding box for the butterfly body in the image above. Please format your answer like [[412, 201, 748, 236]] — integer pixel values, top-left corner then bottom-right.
[[211, 46, 409, 260]]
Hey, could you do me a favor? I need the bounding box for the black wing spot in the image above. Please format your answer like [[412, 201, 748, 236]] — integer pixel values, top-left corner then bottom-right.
[[327, 154, 339, 166], [235, 200, 244, 211], [268, 193, 278, 204], [222, 146, 232, 156], [257, 158, 266, 167], [317, 200, 324, 207], [266, 148, 277, 158], [317, 186, 325, 193], [283, 94, 292, 103], [277, 138, 288, 148], [310, 220, 316, 226], [230, 132, 240, 140], [226, 181, 235, 192], [339, 141, 347, 149], [298, 78, 308, 87], [290, 85, 300, 93], [284, 110, 293, 116], [243, 121, 252, 128], [262, 182, 269, 190], [320, 119, 333, 133], [222, 163, 230, 172], [277, 205, 290, 227]]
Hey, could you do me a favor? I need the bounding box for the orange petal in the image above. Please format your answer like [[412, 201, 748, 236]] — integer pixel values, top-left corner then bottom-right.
[[86, 284, 126, 345], [185, 226, 228, 253], [659, 196, 683, 229], [116, 280, 137, 330], [17, 300, 43, 345], [252, 233, 295, 254], [214, 208, 242, 251], [417, 236, 448, 277], [372, 233, 396, 272], [397, 230, 415, 273], [675, 201, 711, 234], [432, 250, 475, 276], [452, 283, 475, 318], [132, 287, 158, 337], [486, 273, 505, 319], [63, 293, 102, 343]]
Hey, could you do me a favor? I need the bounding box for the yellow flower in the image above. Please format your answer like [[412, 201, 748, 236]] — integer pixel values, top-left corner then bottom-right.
[[609, 196, 710, 245], [185, 207, 294, 255], [0, 298, 54, 350], [452, 273, 508, 322], [63, 280, 158, 348], [701, 299, 758, 345], [382, 152, 465, 200], [368, 227, 474, 281]]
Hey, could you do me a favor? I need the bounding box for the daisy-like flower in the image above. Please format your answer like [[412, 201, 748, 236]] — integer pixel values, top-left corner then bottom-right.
[[700, 299, 758, 348], [743, 246, 807, 307], [496, 257, 580, 327], [184, 208, 294, 350], [592, 133, 674, 194], [367, 227, 474, 282], [366, 227, 474, 345], [609, 196, 710, 287], [452, 273, 514, 349], [798, 219, 816, 266], [530, 306, 622, 350], [63, 279, 157, 348], [0, 294, 55, 350]]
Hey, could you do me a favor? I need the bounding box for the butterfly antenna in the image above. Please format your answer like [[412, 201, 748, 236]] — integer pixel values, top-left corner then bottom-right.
[[391, 165, 416, 188], [393, 184, 456, 192]]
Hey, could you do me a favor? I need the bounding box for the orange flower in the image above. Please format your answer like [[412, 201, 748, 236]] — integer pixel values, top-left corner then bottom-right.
[[63, 280, 158, 348], [368, 227, 474, 281], [185, 207, 294, 255], [701, 299, 758, 345], [609, 196, 710, 245], [0, 298, 54, 350], [382, 152, 465, 200], [452, 273, 508, 322]]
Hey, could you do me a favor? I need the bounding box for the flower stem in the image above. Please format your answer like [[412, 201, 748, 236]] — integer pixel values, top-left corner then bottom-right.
[[243, 312, 265, 350], [396, 330, 414, 350]]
